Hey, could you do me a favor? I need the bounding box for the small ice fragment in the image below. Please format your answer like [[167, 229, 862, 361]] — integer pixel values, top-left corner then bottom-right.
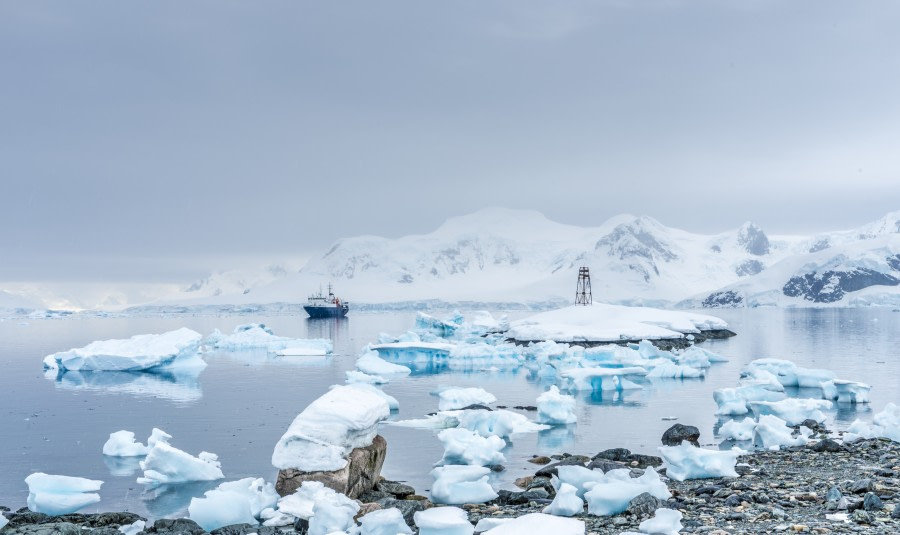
[[25, 473, 103, 516], [542, 483, 584, 517], [415, 506, 474, 535]]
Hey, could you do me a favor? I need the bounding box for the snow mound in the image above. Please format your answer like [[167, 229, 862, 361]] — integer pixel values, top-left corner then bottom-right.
[[43, 328, 204, 372], [658, 444, 740, 481], [272, 384, 390, 472], [25, 473, 103, 516]]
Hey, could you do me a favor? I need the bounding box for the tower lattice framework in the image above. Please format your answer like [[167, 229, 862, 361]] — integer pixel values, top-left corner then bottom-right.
[[575, 266, 592, 305]]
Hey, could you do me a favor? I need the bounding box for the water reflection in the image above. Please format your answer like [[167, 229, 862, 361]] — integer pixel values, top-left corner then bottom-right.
[[537, 425, 576, 450], [140, 480, 220, 519], [305, 317, 349, 352], [46, 368, 203, 403], [103, 455, 143, 477]]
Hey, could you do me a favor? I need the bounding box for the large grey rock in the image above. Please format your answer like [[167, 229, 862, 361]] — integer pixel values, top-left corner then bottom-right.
[[276, 435, 387, 499], [376, 480, 415, 498], [862, 492, 883, 511], [626, 492, 662, 518], [0, 523, 82, 535], [661, 424, 700, 447], [143, 518, 207, 534], [534, 456, 586, 478], [211, 524, 280, 535], [849, 478, 874, 494]]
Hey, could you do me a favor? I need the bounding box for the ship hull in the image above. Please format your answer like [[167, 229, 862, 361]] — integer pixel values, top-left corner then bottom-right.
[[304, 305, 349, 318]]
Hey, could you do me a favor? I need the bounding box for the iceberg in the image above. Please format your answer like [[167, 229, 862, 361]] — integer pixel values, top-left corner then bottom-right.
[[359, 507, 414, 535], [554, 465, 607, 499], [584, 468, 670, 516], [188, 477, 278, 532], [438, 428, 506, 466], [210, 323, 332, 354], [536, 385, 577, 425], [658, 443, 740, 481], [646, 361, 705, 379], [346, 370, 388, 384], [415, 506, 474, 535], [559, 366, 648, 392], [43, 328, 204, 372], [742, 358, 835, 389], [102, 428, 170, 457], [430, 465, 498, 505], [718, 417, 756, 441], [821, 379, 871, 404], [438, 387, 497, 411], [456, 409, 550, 438], [542, 483, 584, 517], [748, 398, 832, 426], [843, 403, 900, 443], [25, 473, 103, 516], [713, 383, 786, 416], [356, 350, 411, 376], [272, 384, 391, 472], [137, 441, 224, 486], [482, 513, 584, 534], [753, 414, 809, 450]]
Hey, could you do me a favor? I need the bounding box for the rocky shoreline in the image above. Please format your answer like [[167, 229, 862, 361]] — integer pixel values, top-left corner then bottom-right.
[[2, 431, 898, 535]]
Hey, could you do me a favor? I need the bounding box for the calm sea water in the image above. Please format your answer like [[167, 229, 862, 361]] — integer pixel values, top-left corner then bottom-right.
[[1, 308, 898, 519]]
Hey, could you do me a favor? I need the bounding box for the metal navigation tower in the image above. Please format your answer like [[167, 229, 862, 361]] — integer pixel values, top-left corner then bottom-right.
[[575, 266, 592, 305]]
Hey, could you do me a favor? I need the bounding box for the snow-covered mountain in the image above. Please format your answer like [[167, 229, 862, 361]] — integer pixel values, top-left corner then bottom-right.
[[6, 208, 900, 313]]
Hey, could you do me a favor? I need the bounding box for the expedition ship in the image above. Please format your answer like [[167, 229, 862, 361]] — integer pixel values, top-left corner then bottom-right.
[[303, 284, 349, 318]]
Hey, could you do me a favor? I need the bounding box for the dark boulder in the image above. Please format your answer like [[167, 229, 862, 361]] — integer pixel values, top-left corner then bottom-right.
[[143, 518, 207, 534], [626, 492, 662, 518], [661, 424, 700, 447]]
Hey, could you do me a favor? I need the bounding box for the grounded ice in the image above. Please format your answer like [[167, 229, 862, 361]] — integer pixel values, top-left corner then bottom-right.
[[542, 482, 584, 516], [748, 398, 832, 426], [308, 493, 360, 535], [43, 327, 205, 372], [358, 507, 414, 535], [456, 409, 550, 438], [482, 512, 585, 534], [188, 477, 278, 532], [742, 358, 835, 389], [718, 417, 756, 442], [102, 428, 171, 457], [430, 465, 498, 505], [753, 414, 809, 450], [646, 361, 705, 379], [210, 323, 332, 355], [821, 379, 871, 404], [415, 506, 474, 535], [272, 384, 390, 472], [584, 467, 671, 516], [25, 473, 103, 516], [438, 428, 506, 466], [713, 383, 786, 416], [843, 403, 900, 443], [438, 387, 497, 411], [137, 441, 224, 486], [356, 350, 411, 376], [658, 443, 740, 481], [638, 508, 684, 535], [554, 465, 608, 499], [277, 481, 348, 520], [536, 385, 577, 425]]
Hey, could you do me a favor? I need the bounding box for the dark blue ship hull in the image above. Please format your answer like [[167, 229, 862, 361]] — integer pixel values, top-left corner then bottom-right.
[[304, 305, 349, 318]]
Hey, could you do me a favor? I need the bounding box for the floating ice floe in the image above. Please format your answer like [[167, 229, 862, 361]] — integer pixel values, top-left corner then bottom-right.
[[43, 328, 205, 372], [415, 506, 474, 535], [542, 483, 584, 517], [536, 385, 577, 425], [272, 384, 390, 472], [584, 467, 671, 516], [842, 403, 900, 443], [209, 323, 332, 355], [742, 358, 835, 389], [713, 383, 786, 416], [102, 428, 171, 457], [188, 477, 278, 532], [646, 361, 705, 379], [658, 444, 740, 481], [748, 398, 832, 426], [356, 350, 411, 376], [438, 428, 506, 466], [137, 440, 224, 487], [753, 414, 810, 450], [438, 387, 497, 411], [25, 473, 103, 516], [359, 507, 414, 535], [559, 366, 647, 392], [821, 379, 871, 404], [346, 370, 388, 384], [430, 465, 498, 505], [674, 346, 728, 367], [482, 512, 584, 534], [456, 408, 550, 438]]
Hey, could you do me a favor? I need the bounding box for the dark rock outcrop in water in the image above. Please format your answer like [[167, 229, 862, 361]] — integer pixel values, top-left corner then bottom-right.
[[661, 423, 700, 446], [782, 267, 900, 303]]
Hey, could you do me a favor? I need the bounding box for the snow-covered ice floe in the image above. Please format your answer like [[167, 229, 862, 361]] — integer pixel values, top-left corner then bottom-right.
[[748, 398, 832, 426], [430, 465, 498, 505], [506, 303, 728, 343], [209, 323, 332, 355], [43, 327, 205, 372], [482, 512, 584, 534], [272, 384, 390, 472], [438, 387, 497, 411], [438, 428, 506, 466], [137, 439, 224, 487], [584, 467, 671, 516], [658, 444, 741, 481], [415, 506, 474, 535], [536, 385, 577, 425], [188, 477, 278, 532], [456, 409, 550, 438], [843, 403, 900, 443], [25, 473, 103, 516], [102, 428, 171, 457]]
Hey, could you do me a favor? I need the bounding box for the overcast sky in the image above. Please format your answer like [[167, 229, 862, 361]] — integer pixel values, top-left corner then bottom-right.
[[2, 1, 899, 282]]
